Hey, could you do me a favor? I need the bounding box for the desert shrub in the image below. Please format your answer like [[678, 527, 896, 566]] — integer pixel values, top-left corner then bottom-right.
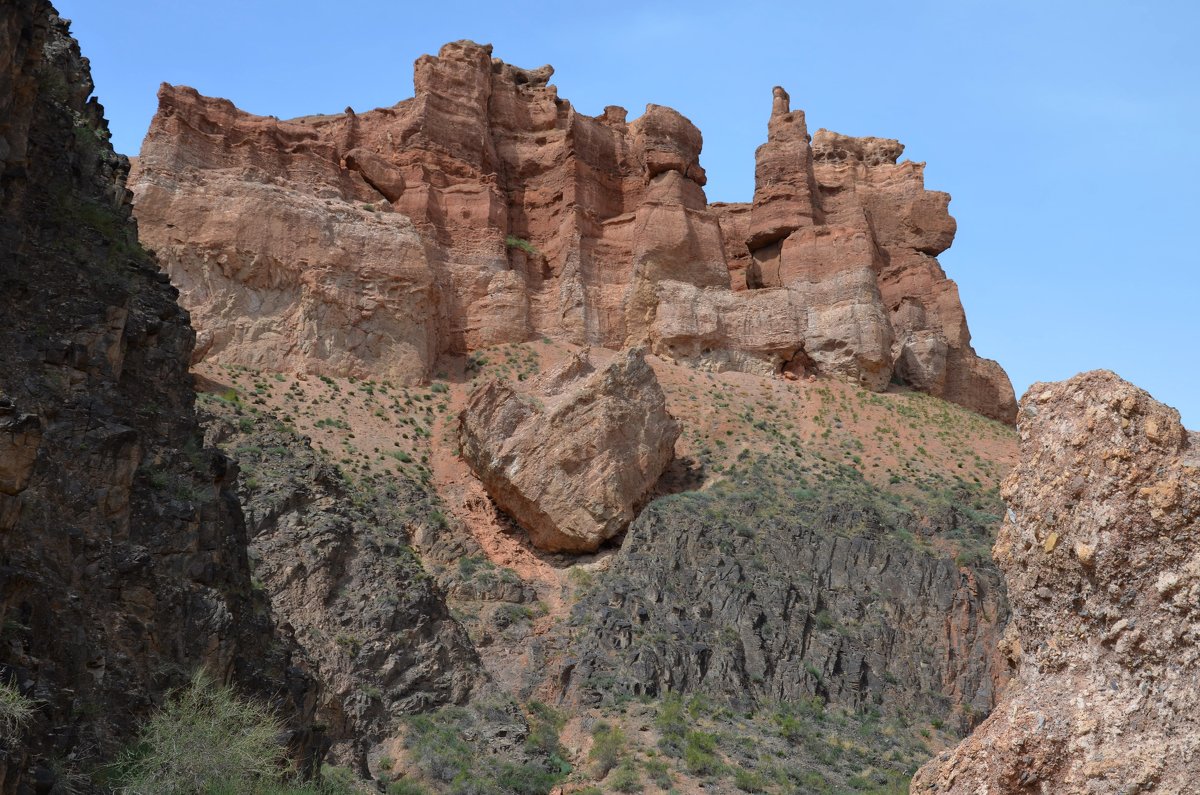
[[654, 694, 687, 757], [682, 730, 720, 776], [504, 236, 538, 255], [643, 758, 672, 789], [734, 767, 768, 792], [386, 778, 429, 795], [588, 722, 625, 778], [116, 671, 286, 794], [403, 704, 566, 795], [0, 679, 35, 740], [607, 760, 642, 792]]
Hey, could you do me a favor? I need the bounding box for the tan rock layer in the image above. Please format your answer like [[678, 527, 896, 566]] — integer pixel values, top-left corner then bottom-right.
[[913, 371, 1200, 793], [458, 348, 679, 552], [129, 39, 1015, 422]]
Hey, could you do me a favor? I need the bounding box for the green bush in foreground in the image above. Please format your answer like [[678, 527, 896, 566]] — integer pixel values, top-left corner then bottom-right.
[[0, 679, 36, 740], [114, 671, 356, 795]]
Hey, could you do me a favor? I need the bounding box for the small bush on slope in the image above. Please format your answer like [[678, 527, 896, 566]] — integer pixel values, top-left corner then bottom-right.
[[116, 671, 362, 794], [0, 678, 36, 740]]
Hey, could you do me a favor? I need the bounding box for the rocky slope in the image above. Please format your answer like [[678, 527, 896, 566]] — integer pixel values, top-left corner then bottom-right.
[[200, 399, 486, 770], [0, 4, 319, 790], [128, 40, 1015, 423], [568, 455, 1008, 725], [913, 371, 1200, 793], [459, 347, 679, 552], [189, 338, 1019, 792]]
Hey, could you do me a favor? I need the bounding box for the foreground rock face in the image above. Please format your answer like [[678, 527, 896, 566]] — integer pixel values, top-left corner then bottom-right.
[[129, 41, 1015, 422], [0, 5, 317, 789], [913, 371, 1200, 793], [459, 348, 679, 552]]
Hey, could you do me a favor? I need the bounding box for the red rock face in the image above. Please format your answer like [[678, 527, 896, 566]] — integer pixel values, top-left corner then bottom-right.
[[130, 40, 1015, 422]]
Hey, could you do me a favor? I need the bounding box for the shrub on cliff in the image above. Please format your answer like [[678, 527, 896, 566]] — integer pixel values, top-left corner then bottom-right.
[[0, 679, 36, 741], [115, 671, 300, 794]]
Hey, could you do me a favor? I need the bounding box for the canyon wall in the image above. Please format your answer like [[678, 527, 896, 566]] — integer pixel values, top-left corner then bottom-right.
[[0, 4, 320, 789], [129, 40, 1016, 423]]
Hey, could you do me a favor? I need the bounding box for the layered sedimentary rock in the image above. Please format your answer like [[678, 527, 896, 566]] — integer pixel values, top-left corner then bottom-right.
[[458, 348, 679, 552], [0, 5, 317, 790], [129, 40, 1015, 422], [913, 371, 1200, 793]]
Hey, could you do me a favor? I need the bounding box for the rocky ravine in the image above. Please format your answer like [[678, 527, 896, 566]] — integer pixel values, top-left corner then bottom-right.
[[128, 40, 1016, 423], [0, 4, 321, 790], [914, 371, 1200, 793]]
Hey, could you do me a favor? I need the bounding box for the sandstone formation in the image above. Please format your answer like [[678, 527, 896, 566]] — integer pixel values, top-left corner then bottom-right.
[[0, 5, 318, 789], [129, 40, 1016, 422], [458, 348, 679, 552], [913, 371, 1200, 793]]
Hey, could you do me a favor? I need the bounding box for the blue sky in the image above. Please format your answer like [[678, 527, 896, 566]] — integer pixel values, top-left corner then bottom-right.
[[58, 1, 1198, 426]]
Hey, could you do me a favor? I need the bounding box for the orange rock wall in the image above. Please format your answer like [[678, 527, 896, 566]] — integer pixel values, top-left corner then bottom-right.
[[130, 40, 1015, 422]]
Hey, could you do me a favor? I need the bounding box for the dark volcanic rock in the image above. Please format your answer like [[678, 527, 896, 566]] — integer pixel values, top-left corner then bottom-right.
[[202, 402, 486, 768], [0, 4, 317, 790], [568, 457, 1008, 729]]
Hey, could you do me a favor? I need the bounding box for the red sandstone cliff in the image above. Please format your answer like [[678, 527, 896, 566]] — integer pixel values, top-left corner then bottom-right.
[[129, 40, 1015, 423]]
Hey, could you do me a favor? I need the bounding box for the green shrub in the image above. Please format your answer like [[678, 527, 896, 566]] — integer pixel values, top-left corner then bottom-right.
[[0, 679, 35, 739], [643, 758, 672, 789], [504, 236, 538, 256], [115, 671, 286, 794], [607, 760, 642, 792], [654, 694, 686, 757], [734, 767, 767, 792], [682, 730, 720, 776], [588, 722, 625, 778], [387, 778, 429, 795]]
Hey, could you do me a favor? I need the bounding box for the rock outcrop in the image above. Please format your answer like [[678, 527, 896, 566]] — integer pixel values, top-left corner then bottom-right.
[[202, 401, 485, 768], [129, 40, 1016, 422], [0, 4, 318, 790], [568, 452, 1009, 728], [458, 348, 679, 552], [913, 371, 1200, 793]]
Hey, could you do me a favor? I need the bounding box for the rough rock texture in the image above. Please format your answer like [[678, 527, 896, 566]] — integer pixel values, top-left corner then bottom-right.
[[913, 371, 1200, 793], [0, 4, 318, 790], [202, 401, 485, 769], [458, 348, 679, 552], [568, 454, 1009, 729], [129, 40, 1015, 422]]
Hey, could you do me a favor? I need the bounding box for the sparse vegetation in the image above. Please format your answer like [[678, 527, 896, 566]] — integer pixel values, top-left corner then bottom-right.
[[504, 235, 538, 256], [114, 671, 288, 794], [0, 679, 35, 740]]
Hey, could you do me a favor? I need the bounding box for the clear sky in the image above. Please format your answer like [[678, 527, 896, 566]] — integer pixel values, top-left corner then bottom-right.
[[57, 1, 1199, 426]]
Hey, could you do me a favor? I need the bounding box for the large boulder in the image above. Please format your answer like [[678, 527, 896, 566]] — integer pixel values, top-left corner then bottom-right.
[[458, 348, 679, 552], [913, 371, 1200, 793]]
